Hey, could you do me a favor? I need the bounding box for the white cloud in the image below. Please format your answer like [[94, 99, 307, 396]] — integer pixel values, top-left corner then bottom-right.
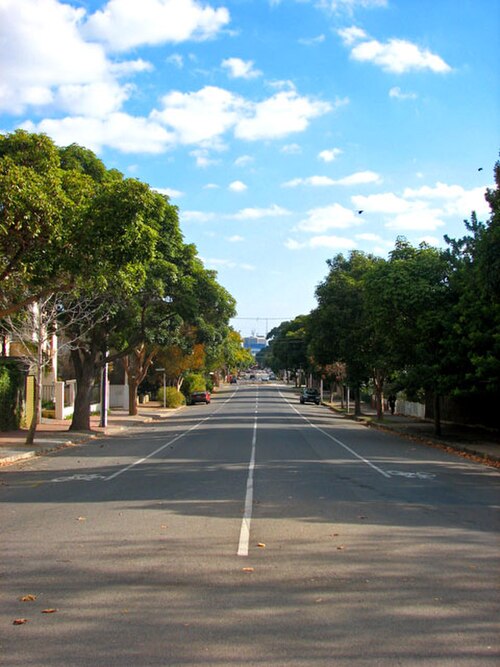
[[403, 182, 490, 216], [229, 180, 248, 192], [352, 192, 411, 213], [386, 209, 445, 232], [298, 34, 326, 46], [228, 235, 245, 242], [153, 187, 184, 198], [351, 38, 451, 74], [203, 258, 255, 271], [181, 210, 216, 223], [222, 57, 262, 79], [153, 86, 244, 145], [189, 148, 222, 167], [82, 0, 230, 52], [419, 235, 442, 247], [389, 86, 417, 101], [351, 181, 488, 234], [296, 203, 360, 233], [151, 85, 331, 146], [235, 90, 332, 140], [318, 147, 342, 162], [22, 113, 174, 153], [234, 155, 254, 167], [203, 183, 220, 189], [321, 0, 387, 12], [110, 59, 154, 76], [0, 0, 127, 115], [230, 204, 291, 220], [281, 143, 302, 155], [338, 26, 368, 45], [286, 235, 356, 250], [283, 170, 381, 187], [55, 81, 133, 117], [338, 26, 451, 74], [355, 232, 382, 242], [167, 54, 184, 68]]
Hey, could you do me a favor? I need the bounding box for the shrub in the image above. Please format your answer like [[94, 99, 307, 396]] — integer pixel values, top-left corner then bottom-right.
[[0, 360, 25, 431], [181, 373, 206, 398], [157, 386, 186, 408]]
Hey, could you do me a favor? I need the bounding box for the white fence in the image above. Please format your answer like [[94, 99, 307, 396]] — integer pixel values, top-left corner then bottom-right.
[[395, 399, 425, 419]]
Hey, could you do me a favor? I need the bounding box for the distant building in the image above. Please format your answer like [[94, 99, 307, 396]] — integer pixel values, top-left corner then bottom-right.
[[243, 335, 267, 356]]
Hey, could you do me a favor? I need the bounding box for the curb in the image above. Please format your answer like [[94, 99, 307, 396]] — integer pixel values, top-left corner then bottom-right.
[[323, 402, 500, 467]]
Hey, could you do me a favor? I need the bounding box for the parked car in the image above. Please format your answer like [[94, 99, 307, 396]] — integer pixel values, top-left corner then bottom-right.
[[189, 390, 211, 405], [300, 388, 320, 405]]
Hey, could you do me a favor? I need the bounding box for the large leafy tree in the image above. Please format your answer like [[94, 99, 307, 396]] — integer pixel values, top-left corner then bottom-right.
[[364, 238, 452, 424], [0, 132, 110, 318], [443, 158, 500, 399], [265, 316, 310, 385], [309, 251, 382, 415]]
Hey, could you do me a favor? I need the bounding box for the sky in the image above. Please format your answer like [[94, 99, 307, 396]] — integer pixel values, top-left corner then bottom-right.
[[1, 0, 499, 338]]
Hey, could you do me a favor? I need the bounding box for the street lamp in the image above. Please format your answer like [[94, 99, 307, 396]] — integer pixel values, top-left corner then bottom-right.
[[156, 368, 166, 408]]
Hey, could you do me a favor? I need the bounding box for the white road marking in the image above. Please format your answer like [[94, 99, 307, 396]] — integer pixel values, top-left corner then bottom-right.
[[387, 470, 437, 480], [238, 416, 257, 557], [51, 474, 106, 482], [280, 391, 391, 479], [105, 393, 236, 482]]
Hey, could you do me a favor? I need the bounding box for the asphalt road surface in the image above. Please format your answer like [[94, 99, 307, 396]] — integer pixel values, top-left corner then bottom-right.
[[1, 383, 499, 666]]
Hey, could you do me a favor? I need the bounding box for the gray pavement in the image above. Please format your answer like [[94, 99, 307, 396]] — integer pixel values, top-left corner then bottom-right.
[[0, 401, 183, 467], [1, 385, 499, 467], [322, 397, 500, 465]]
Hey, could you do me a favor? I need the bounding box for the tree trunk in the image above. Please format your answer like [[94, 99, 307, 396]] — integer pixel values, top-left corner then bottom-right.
[[354, 384, 361, 416], [433, 392, 442, 436], [69, 348, 98, 431], [128, 378, 139, 415], [373, 369, 384, 420], [123, 346, 157, 416], [25, 374, 40, 445], [25, 308, 44, 445]]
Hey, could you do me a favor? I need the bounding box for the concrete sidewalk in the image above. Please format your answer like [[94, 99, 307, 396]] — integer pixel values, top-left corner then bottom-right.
[[0, 402, 183, 467], [324, 398, 500, 467]]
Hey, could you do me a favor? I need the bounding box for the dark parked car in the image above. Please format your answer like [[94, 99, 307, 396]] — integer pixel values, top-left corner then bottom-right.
[[300, 388, 320, 405], [190, 390, 211, 405]]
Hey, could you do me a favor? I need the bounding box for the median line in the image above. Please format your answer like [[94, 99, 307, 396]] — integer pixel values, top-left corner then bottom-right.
[[237, 415, 257, 556]]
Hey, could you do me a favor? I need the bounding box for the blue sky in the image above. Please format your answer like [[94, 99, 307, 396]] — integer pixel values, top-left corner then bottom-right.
[[1, 0, 498, 337]]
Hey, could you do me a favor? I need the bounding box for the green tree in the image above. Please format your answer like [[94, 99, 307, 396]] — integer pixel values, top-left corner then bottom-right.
[[443, 158, 500, 400], [310, 251, 382, 415]]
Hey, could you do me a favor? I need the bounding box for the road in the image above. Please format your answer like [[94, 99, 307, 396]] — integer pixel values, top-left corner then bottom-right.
[[1, 383, 499, 666]]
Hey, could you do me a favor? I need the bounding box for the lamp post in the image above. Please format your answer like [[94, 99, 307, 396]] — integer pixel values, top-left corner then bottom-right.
[[100, 353, 108, 427], [156, 368, 166, 408]]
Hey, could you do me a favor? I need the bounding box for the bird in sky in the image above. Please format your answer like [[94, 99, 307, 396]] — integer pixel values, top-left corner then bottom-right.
[[357, 210, 364, 214], [478, 167, 483, 171]]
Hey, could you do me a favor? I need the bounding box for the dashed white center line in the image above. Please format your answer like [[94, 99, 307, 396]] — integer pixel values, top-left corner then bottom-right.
[[237, 415, 257, 556]]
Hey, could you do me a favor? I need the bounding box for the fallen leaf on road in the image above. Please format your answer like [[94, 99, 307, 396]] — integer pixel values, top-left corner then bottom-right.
[[41, 609, 57, 614], [13, 619, 28, 625], [242, 567, 254, 573], [336, 545, 345, 550], [20, 594, 37, 602], [77, 517, 86, 521], [358, 515, 367, 520], [257, 543, 266, 548]]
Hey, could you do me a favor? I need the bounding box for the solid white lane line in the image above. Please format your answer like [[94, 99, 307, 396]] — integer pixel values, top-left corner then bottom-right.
[[105, 392, 236, 482], [237, 416, 257, 556], [280, 391, 391, 479]]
